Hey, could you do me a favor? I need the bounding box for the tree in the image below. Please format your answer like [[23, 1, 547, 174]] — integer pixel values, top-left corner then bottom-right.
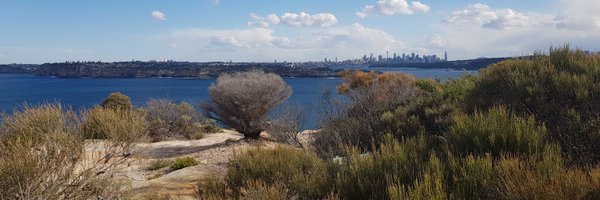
[[201, 70, 292, 138], [101, 92, 133, 110]]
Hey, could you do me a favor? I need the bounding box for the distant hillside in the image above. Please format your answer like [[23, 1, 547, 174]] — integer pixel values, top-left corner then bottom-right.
[[0, 62, 339, 78], [369, 57, 512, 70]]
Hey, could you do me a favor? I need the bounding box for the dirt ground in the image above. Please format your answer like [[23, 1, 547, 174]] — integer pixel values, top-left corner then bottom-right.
[[101, 129, 316, 199]]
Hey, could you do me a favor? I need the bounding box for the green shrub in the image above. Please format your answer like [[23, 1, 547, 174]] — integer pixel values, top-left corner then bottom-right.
[[380, 94, 460, 140], [101, 92, 133, 111], [147, 159, 173, 170], [196, 177, 232, 200], [380, 74, 474, 138], [170, 157, 198, 170], [494, 146, 600, 200], [446, 154, 496, 200], [82, 107, 148, 149], [387, 155, 447, 200], [240, 181, 288, 200], [448, 106, 547, 159], [335, 136, 432, 200], [227, 147, 333, 200], [466, 46, 600, 165]]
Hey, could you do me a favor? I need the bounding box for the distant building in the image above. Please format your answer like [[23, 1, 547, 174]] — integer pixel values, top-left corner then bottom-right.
[[444, 51, 448, 61]]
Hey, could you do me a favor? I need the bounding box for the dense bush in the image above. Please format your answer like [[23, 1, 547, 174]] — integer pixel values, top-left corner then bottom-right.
[[226, 147, 333, 199], [201, 70, 292, 138], [0, 104, 127, 199], [101, 92, 133, 110], [335, 136, 433, 199], [145, 99, 218, 141], [466, 46, 600, 165], [82, 107, 148, 149], [448, 106, 547, 159]]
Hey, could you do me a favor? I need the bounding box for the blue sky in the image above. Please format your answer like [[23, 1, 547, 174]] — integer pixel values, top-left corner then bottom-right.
[[0, 0, 598, 63]]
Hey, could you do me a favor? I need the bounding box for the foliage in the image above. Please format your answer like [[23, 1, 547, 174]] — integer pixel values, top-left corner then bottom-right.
[[82, 106, 148, 150], [196, 47, 600, 200], [315, 70, 422, 155], [147, 159, 173, 171], [145, 99, 218, 142], [201, 70, 292, 138], [170, 156, 198, 170], [466, 46, 600, 165], [494, 146, 600, 200], [335, 136, 432, 200], [0, 103, 127, 199], [448, 106, 547, 159], [226, 147, 333, 200], [101, 92, 133, 111]]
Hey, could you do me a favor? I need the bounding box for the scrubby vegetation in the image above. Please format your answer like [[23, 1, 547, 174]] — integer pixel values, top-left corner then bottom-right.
[[2, 46, 599, 199], [145, 99, 219, 141], [196, 47, 600, 199], [0, 104, 133, 199], [170, 157, 199, 170], [201, 70, 292, 139]]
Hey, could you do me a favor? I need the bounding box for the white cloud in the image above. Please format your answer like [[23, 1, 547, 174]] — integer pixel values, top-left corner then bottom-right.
[[209, 0, 220, 5], [553, 0, 600, 30], [445, 4, 531, 30], [150, 11, 167, 21], [248, 12, 337, 28], [425, 1, 600, 60], [411, 2, 430, 13], [356, 0, 430, 18], [173, 28, 275, 49], [167, 24, 406, 61]]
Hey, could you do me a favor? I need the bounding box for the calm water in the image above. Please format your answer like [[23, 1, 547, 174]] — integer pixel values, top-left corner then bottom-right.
[[0, 68, 476, 128]]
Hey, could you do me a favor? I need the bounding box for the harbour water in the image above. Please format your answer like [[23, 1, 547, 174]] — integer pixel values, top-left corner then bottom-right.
[[0, 68, 476, 127]]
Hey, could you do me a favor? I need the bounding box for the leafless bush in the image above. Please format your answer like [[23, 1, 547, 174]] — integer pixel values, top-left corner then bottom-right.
[[145, 99, 217, 141], [201, 70, 292, 138], [0, 103, 131, 199], [314, 72, 423, 155], [265, 103, 306, 147]]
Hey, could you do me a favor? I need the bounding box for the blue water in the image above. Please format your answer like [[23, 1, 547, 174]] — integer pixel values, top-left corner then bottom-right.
[[0, 68, 476, 128]]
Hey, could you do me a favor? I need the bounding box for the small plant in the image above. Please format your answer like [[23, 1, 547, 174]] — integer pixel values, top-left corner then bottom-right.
[[225, 138, 237, 144], [170, 157, 198, 170], [147, 174, 164, 180], [147, 159, 173, 171]]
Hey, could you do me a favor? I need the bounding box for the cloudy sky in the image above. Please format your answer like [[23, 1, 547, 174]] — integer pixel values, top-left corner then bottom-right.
[[1, 0, 599, 63]]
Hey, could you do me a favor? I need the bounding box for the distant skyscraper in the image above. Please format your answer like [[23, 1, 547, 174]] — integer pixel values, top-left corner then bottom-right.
[[444, 51, 448, 61]]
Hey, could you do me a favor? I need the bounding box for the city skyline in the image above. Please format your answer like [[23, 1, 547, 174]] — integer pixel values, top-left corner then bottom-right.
[[1, 0, 599, 63]]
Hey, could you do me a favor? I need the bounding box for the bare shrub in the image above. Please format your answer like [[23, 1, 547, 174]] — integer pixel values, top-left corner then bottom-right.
[[265, 103, 306, 147], [0, 103, 129, 199], [201, 70, 292, 138], [315, 71, 423, 155], [145, 99, 218, 141]]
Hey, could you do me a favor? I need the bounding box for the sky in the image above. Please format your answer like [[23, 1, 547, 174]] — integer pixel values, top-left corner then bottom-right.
[[0, 0, 599, 63]]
